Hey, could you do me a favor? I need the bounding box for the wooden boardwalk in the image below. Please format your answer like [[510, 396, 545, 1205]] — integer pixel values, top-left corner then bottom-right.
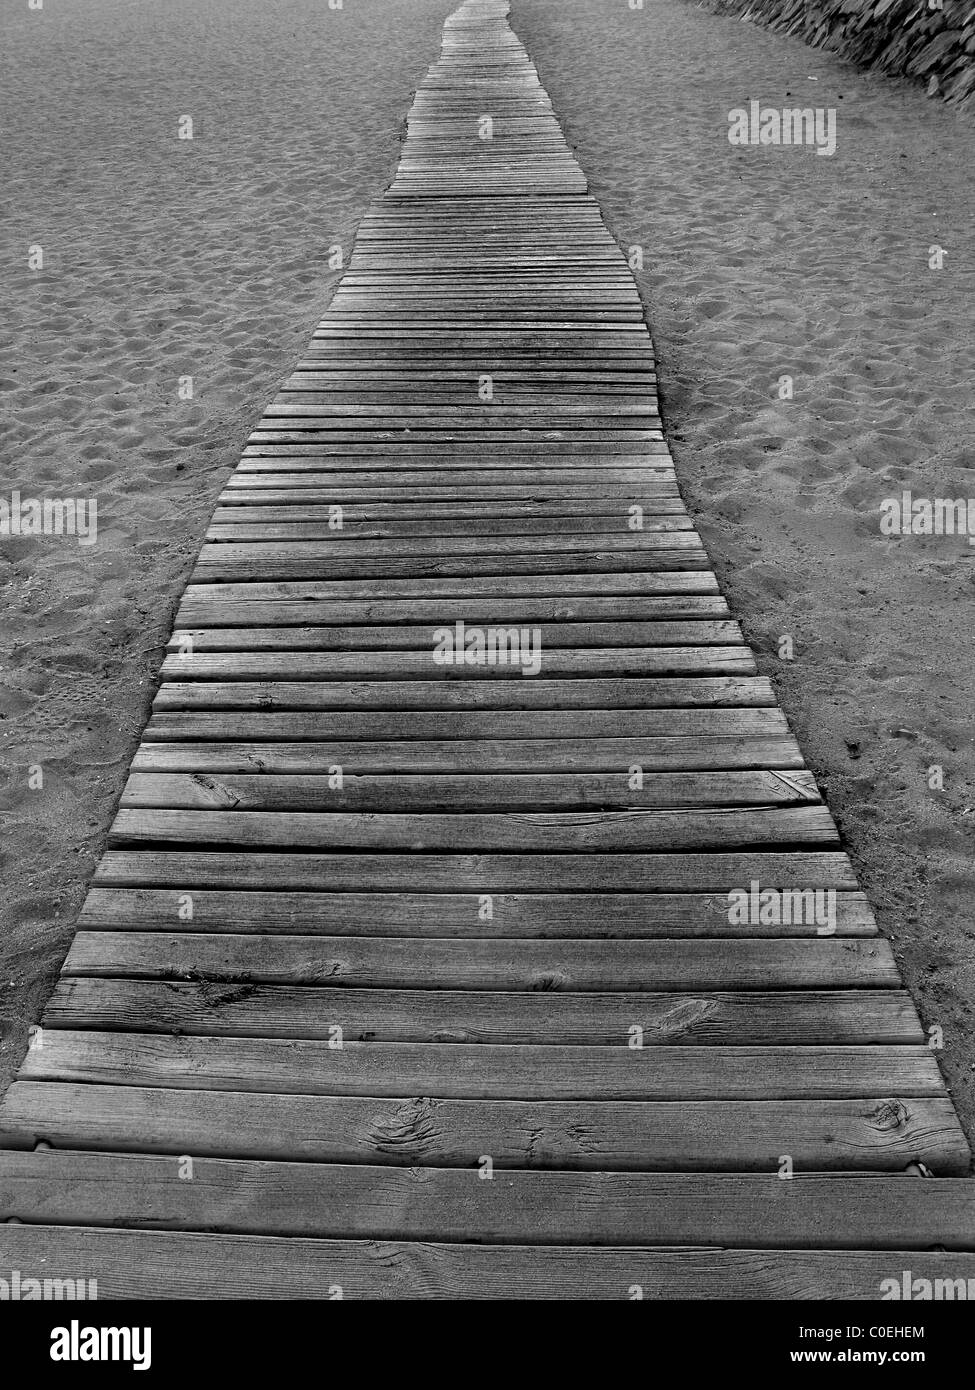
[[2, 0, 973, 1298]]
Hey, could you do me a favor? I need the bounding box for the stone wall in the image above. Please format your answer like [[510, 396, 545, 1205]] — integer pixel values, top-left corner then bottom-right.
[[696, 0, 975, 112]]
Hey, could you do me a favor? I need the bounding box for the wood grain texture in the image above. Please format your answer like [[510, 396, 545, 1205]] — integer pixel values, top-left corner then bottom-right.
[[75, 887, 879, 937], [3, 1154, 974, 1249], [38, 983, 922, 1044], [0, 1084, 966, 1173], [4, 1224, 975, 1298], [62, 933, 899, 989]]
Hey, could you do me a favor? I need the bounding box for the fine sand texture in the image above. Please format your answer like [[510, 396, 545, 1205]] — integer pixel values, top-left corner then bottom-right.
[[511, 0, 975, 1139], [0, 0, 455, 1093]]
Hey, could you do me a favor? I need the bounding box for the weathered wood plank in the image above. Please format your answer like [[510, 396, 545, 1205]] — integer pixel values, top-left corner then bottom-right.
[[0, 1084, 965, 1172], [192, 550, 712, 583], [144, 708, 788, 739], [120, 769, 820, 812], [75, 887, 879, 938], [158, 649, 755, 680], [40, 981, 919, 1044], [151, 676, 774, 712], [175, 596, 732, 627], [3, 1155, 971, 1249], [214, 517, 696, 544], [208, 517, 694, 540], [107, 805, 840, 852], [208, 504, 690, 526], [169, 621, 741, 651], [61, 933, 898, 989], [130, 736, 804, 773], [4, 1224, 975, 1298], [92, 850, 861, 891], [181, 573, 721, 600]]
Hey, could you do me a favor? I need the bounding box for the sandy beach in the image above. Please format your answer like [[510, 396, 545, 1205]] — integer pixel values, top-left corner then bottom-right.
[[0, 0, 455, 1092], [512, 0, 975, 1134], [2, 0, 974, 1152]]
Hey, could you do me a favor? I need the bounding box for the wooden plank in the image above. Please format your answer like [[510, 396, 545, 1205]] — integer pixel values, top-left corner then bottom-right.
[[199, 534, 700, 558], [158, 649, 755, 681], [5, 1224, 975, 1298], [107, 806, 839, 852], [23, 1031, 938, 1093], [209, 516, 694, 541], [280, 378, 659, 389], [180, 573, 722, 600], [129, 736, 803, 773], [146, 711, 790, 745], [231, 453, 675, 467], [92, 850, 861, 891], [245, 426, 663, 441], [208, 518, 695, 541], [209, 501, 685, 521], [119, 770, 821, 812], [0, 1084, 965, 1172], [75, 887, 879, 938], [250, 422, 663, 437], [145, 708, 790, 739], [259, 404, 658, 418], [231, 455, 659, 473], [39, 981, 919, 1044], [192, 550, 712, 583], [61, 933, 899, 989], [269, 396, 660, 409], [233, 457, 674, 472], [234, 444, 673, 459], [168, 621, 742, 651], [292, 357, 656, 371], [151, 676, 774, 712], [221, 484, 681, 502], [175, 596, 732, 626], [3, 1155, 972, 1248]]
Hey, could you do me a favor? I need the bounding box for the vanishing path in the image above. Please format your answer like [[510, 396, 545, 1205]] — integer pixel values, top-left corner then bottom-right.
[[0, 0, 973, 1297]]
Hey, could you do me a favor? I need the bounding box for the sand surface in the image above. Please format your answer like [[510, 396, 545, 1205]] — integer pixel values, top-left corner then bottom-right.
[[2, 0, 974, 1149], [511, 0, 975, 1138], [0, 0, 454, 1092]]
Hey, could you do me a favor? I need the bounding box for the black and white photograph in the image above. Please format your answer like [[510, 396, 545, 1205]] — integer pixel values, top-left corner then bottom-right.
[[1, 0, 974, 1343]]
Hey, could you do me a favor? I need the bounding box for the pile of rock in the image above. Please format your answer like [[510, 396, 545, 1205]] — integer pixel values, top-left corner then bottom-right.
[[700, 0, 975, 113]]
